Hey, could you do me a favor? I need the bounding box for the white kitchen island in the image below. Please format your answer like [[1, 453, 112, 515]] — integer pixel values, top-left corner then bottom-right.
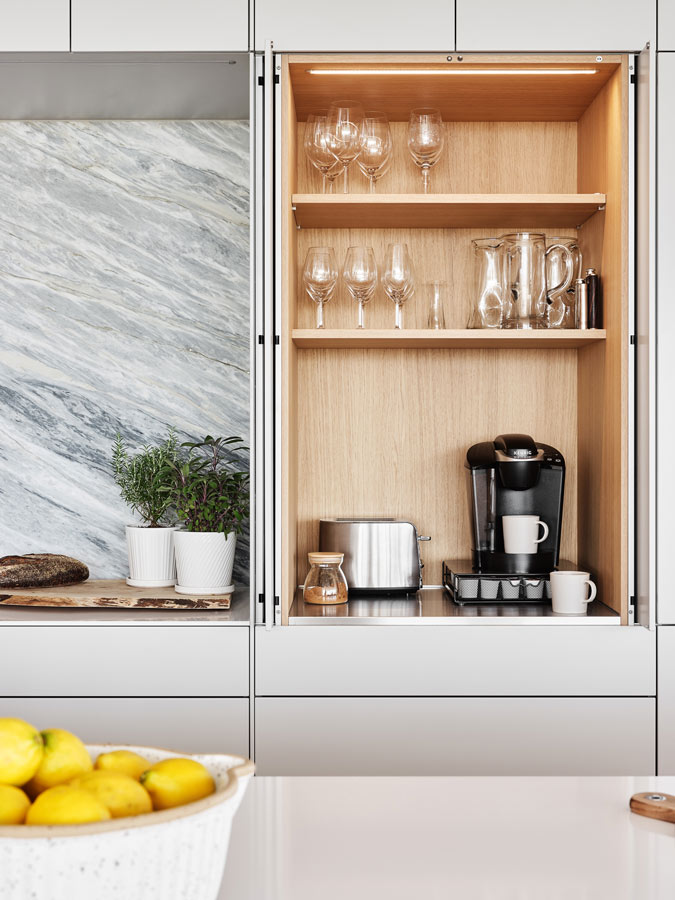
[[220, 776, 675, 899]]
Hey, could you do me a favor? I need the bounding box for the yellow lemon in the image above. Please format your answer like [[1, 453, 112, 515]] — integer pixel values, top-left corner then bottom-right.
[[0, 718, 44, 786], [25, 729, 92, 798], [95, 750, 150, 782], [0, 784, 31, 824], [26, 785, 111, 826], [70, 770, 152, 818], [140, 758, 215, 810]]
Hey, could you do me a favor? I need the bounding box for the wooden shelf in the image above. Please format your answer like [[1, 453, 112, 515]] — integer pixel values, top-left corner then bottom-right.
[[292, 329, 607, 349], [0, 579, 232, 610], [291, 193, 606, 229]]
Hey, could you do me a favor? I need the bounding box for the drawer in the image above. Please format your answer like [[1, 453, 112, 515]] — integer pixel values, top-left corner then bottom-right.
[[0, 697, 249, 756], [256, 625, 655, 697], [255, 696, 655, 775], [658, 627, 675, 774], [0, 627, 249, 696]]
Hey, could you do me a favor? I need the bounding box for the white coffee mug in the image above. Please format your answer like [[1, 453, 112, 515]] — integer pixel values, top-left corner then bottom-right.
[[502, 515, 549, 554], [550, 570, 597, 615]]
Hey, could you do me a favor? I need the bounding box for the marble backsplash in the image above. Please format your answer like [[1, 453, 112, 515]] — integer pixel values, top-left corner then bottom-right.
[[0, 121, 250, 583]]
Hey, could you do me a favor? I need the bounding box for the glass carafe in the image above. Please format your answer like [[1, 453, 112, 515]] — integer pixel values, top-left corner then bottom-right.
[[501, 232, 573, 330], [468, 238, 504, 328], [546, 236, 582, 328], [303, 552, 348, 605]]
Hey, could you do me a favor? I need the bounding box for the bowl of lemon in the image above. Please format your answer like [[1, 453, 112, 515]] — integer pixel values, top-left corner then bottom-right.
[[0, 717, 254, 900]]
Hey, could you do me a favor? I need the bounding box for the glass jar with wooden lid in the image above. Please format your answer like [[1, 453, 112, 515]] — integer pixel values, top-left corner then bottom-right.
[[303, 552, 348, 605]]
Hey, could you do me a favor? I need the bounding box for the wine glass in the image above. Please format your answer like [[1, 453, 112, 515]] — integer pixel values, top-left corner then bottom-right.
[[382, 243, 415, 329], [357, 112, 393, 193], [342, 246, 378, 329], [303, 113, 343, 194], [408, 108, 444, 194], [303, 247, 338, 329], [327, 101, 364, 194]]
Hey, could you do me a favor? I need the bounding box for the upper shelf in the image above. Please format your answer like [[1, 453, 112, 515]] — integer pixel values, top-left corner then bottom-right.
[[291, 193, 606, 230], [292, 329, 607, 349]]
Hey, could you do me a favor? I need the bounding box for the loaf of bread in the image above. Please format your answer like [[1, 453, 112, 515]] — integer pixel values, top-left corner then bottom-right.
[[0, 554, 89, 589]]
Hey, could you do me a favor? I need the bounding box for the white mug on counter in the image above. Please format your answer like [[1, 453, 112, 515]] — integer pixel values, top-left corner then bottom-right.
[[550, 570, 597, 615], [502, 515, 549, 554]]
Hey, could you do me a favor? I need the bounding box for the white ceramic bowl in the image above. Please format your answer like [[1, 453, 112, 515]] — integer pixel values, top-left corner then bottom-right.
[[0, 744, 254, 900]]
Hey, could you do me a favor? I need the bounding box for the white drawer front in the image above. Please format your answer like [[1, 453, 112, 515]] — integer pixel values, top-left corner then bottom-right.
[[255, 696, 655, 775], [256, 625, 655, 696], [0, 627, 248, 697], [0, 697, 249, 757], [658, 627, 675, 774]]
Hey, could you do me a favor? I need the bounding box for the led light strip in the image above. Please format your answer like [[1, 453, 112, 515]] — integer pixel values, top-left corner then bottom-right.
[[306, 68, 598, 76]]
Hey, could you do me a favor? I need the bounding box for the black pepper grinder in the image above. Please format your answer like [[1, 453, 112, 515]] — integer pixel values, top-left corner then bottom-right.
[[585, 268, 601, 329]]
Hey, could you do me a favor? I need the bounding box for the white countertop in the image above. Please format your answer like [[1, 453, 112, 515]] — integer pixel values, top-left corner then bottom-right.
[[219, 776, 675, 899]]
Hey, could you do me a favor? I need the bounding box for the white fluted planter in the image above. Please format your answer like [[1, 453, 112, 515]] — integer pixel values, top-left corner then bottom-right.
[[125, 526, 177, 588], [174, 531, 236, 595]]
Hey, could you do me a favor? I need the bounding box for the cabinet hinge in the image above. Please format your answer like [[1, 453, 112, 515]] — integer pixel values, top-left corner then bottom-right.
[[629, 598, 636, 624], [630, 73, 636, 84], [630, 334, 636, 345], [258, 75, 264, 86], [274, 74, 280, 85], [274, 335, 280, 345], [258, 334, 264, 344], [258, 593, 264, 605]]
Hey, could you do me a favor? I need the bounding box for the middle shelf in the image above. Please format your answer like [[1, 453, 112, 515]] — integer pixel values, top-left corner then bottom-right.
[[291, 193, 607, 229], [291, 329, 607, 349]]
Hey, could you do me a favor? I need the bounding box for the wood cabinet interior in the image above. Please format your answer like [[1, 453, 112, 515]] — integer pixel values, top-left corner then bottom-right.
[[280, 54, 629, 624]]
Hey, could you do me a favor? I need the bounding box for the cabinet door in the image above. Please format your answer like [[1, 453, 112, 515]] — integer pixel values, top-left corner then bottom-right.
[[71, 0, 248, 52], [0, 0, 69, 50], [456, 0, 654, 51], [658, 627, 675, 773], [658, 54, 675, 624], [0, 697, 249, 757], [254, 0, 454, 51], [660, 1, 675, 49], [255, 697, 655, 775], [0, 627, 249, 697]]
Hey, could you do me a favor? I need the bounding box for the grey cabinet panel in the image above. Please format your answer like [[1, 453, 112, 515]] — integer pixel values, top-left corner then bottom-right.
[[254, 0, 454, 51], [0, 627, 249, 697], [256, 625, 655, 696], [658, 627, 675, 773], [456, 0, 654, 51], [658, 54, 675, 623], [0, 697, 249, 756], [255, 697, 655, 775], [72, 0, 249, 51]]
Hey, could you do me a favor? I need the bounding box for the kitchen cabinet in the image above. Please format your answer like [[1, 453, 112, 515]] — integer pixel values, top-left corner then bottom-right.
[[657, 53, 675, 624], [456, 0, 655, 52], [71, 0, 248, 52], [0, 627, 249, 697], [256, 625, 655, 696], [0, 697, 249, 757], [0, 0, 69, 51], [253, 0, 454, 51], [659, 0, 675, 50], [255, 697, 656, 774], [657, 627, 675, 773], [256, 50, 654, 633]]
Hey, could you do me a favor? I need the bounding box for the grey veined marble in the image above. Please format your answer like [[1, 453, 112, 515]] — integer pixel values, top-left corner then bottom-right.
[[0, 121, 250, 584]]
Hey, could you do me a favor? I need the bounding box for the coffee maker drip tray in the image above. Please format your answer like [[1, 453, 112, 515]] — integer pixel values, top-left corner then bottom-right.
[[443, 559, 579, 605]]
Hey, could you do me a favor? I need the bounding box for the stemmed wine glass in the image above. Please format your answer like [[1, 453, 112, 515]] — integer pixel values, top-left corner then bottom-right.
[[342, 247, 378, 328], [357, 112, 393, 193], [408, 108, 444, 193], [382, 243, 415, 329], [327, 101, 364, 193], [304, 113, 343, 193], [303, 247, 338, 329]]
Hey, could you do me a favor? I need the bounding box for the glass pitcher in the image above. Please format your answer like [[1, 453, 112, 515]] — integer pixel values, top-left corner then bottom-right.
[[468, 238, 504, 328], [546, 236, 583, 328], [501, 233, 574, 330]]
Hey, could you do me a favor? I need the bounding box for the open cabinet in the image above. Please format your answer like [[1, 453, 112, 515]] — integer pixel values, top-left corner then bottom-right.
[[255, 52, 654, 629]]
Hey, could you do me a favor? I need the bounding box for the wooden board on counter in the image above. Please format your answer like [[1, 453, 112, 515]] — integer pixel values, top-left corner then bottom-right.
[[0, 579, 231, 610]]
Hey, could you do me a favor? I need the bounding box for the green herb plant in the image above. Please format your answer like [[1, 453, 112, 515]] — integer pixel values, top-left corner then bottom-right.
[[167, 436, 249, 535], [112, 430, 180, 528]]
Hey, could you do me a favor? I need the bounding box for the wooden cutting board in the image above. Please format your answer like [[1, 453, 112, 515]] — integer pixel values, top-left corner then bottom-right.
[[0, 579, 231, 610], [630, 792, 675, 824]]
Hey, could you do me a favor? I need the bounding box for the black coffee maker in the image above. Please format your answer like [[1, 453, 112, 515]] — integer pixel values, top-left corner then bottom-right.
[[465, 433, 565, 574]]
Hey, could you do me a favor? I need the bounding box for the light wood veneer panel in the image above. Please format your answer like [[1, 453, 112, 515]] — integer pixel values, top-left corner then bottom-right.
[[291, 329, 606, 349], [295, 348, 578, 588]]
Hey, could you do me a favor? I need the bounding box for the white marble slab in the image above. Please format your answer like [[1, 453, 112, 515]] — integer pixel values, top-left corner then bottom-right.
[[0, 121, 250, 583]]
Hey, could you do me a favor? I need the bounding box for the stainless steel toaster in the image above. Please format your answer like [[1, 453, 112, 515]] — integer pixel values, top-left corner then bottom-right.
[[318, 518, 430, 593]]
